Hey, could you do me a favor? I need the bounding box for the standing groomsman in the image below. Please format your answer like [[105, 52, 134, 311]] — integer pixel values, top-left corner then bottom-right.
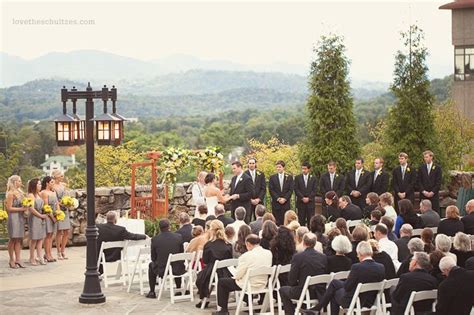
[[244, 158, 266, 223], [346, 158, 371, 210], [320, 161, 345, 198], [418, 150, 442, 213], [392, 152, 416, 211], [294, 162, 317, 227], [229, 161, 255, 221], [370, 157, 390, 196], [269, 160, 294, 226]]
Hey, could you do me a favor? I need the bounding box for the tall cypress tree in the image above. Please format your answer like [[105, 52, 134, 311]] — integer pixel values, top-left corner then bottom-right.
[[300, 34, 359, 175], [382, 25, 440, 170]]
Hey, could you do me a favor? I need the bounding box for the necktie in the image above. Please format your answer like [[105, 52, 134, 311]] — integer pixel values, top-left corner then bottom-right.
[[355, 170, 360, 187], [402, 166, 405, 180], [427, 164, 431, 175], [251, 171, 255, 183], [304, 175, 308, 188], [374, 171, 378, 183], [330, 173, 334, 189], [279, 174, 284, 191], [234, 175, 239, 188]]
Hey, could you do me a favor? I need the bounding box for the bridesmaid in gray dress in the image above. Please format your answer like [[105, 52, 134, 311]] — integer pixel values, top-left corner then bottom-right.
[[41, 176, 59, 262], [5, 175, 28, 269], [27, 178, 47, 265], [52, 169, 71, 260]]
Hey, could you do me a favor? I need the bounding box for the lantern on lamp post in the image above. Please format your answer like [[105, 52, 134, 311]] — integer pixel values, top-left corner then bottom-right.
[[54, 96, 76, 146], [93, 85, 123, 146]]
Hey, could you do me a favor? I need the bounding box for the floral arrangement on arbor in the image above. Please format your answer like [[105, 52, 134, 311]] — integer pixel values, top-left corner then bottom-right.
[[161, 147, 193, 184], [194, 146, 225, 173]]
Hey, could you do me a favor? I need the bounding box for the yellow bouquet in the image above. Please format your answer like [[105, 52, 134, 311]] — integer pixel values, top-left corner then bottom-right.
[[0, 209, 8, 222], [56, 210, 66, 221], [43, 204, 53, 214], [61, 196, 78, 209], [21, 197, 34, 208]]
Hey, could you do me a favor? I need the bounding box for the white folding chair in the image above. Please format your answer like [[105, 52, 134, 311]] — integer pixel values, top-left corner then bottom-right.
[[235, 265, 276, 315], [192, 249, 203, 280], [157, 252, 196, 303], [201, 258, 239, 310], [332, 270, 350, 281], [381, 278, 399, 314], [127, 246, 151, 295], [124, 239, 150, 283], [183, 242, 189, 252], [272, 264, 291, 315], [430, 227, 438, 235], [294, 274, 333, 315], [97, 240, 128, 288], [341, 281, 385, 314], [404, 289, 437, 315]]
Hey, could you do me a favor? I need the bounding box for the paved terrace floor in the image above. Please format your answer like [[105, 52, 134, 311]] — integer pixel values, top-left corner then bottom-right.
[[0, 246, 212, 314]]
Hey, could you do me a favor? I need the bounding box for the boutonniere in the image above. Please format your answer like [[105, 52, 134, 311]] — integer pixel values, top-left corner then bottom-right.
[[377, 170, 382, 176], [406, 167, 411, 172], [309, 174, 312, 178], [432, 165, 436, 170], [256, 171, 261, 176], [361, 170, 365, 174], [239, 177, 243, 182], [335, 174, 339, 178], [284, 174, 288, 178]]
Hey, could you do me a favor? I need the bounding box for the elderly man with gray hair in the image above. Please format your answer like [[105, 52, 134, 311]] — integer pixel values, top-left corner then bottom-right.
[[397, 237, 424, 276], [436, 256, 474, 314], [227, 207, 248, 242], [391, 251, 438, 315], [394, 223, 412, 261], [420, 199, 440, 228]]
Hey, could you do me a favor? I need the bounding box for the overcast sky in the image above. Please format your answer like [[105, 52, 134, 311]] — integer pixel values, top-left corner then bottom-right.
[[1, 0, 454, 82]]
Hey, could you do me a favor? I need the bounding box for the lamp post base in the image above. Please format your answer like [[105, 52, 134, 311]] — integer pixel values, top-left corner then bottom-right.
[[79, 293, 106, 304]]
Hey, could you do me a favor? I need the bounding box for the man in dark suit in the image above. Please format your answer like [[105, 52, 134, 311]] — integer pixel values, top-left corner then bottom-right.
[[269, 160, 294, 226], [294, 162, 318, 227], [320, 161, 345, 199], [249, 204, 266, 235], [97, 212, 147, 273], [461, 199, 474, 234], [279, 233, 328, 314], [338, 195, 363, 221], [244, 158, 266, 222], [303, 241, 385, 315], [418, 150, 442, 213], [436, 256, 474, 315], [146, 219, 185, 299], [346, 158, 371, 210], [176, 212, 192, 243], [394, 223, 412, 262], [215, 204, 234, 227], [392, 152, 416, 211], [229, 161, 255, 222], [370, 157, 389, 196], [391, 252, 438, 315]]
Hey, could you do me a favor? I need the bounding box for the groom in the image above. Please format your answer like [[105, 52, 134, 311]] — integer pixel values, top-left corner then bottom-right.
[[229, 161, 255, 223]]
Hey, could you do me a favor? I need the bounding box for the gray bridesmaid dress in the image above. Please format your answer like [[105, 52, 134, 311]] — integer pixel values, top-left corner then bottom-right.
[[55, 186, 71, 231], [7, 196, 25, 239], [45, 194, 58, 234], [28, 197, 46, 240]]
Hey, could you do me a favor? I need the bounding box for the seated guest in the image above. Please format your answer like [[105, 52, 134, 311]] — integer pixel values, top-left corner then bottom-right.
[[327, 235, 352, 273], [249, 204, 265, 235], [287, 220, 301, 234], [394, 199, 422, 237], [324, 227, 342, 256], [395, 224, 413, 262], [279, 233, 328, 315], [192, 205, 208, 229], [390, 252, 438, 315], [260, 220, 278, 250], [419, 199, 440, 228], [436, 256, 474, 315], [335, 218, 353, 241], [146, 219, 184, 298], [323, 191, 340, 221], [338, 195, 362, 221], [227, 207, 248, 242], [214, 234, 272, 315], [435, 234, 457, 263], [215, 204, 234, 227], [309, 214, 329, 249], [369, 209, 382, 226], [397, 238, 424, 276], [186, 221, 211, 253], [374, 223, 399, 269], [429, 250, 446, 284], [303, 241, 385, 315], [295, 226, 308, 252], [465, 256, 474, 270], [233, 225, 251, 258], [270, 226, 296, 267], [461, 199, 474, 234], [379, 192, 397, 221], [347, 224, 369, 264], [452, 232, 474, 267], [224, 226, 235, 245], [262, 212, 276, 224], [284, 210, 298, 226], [195, 220, 233, 308], [97, 212, 147, 273], [176, 212, 193, 243], [364, 192, 380, 219], [368, 239, 396, 279], [381, 216, 398, 241], [421, 228, 436, 254], [438, 205, 464, 237]]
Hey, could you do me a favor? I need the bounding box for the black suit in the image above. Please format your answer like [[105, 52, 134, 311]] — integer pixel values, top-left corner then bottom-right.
[[244, 169, 266, 221], [294, 173, 317, 226], [394, 236, 410, 262], [148, 231, 185, 292], [461, 212, 474, 235], [436, 267, 474, 315], [370, 169, 389, 196], [392, 165, 416, 210], [391, 269, 438, 315], [97, 222, 146, 265], [438, 218, 465, 237], [279, 248, 328, 314], [269, 173, 294, 226], [418, 163, 442, 213], [176, 224, 193, 243], [320, 172, 345, 198], [216, 214, 234, 227], [346, 169, 371, 209], [340, 204, 363, 221], [229, 172, 255, 222]]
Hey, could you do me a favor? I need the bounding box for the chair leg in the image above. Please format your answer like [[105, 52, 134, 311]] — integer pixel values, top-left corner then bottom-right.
[[169, 275, 175, 304], [236, 287, 246, 315], [269, 288, 275, 315], [189, 273, 194, 301], [248, 292, 254, 315], [157, 275, 166, 301]]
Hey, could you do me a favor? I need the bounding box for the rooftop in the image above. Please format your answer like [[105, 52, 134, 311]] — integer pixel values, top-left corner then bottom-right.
[[440, 0, 474, 10]]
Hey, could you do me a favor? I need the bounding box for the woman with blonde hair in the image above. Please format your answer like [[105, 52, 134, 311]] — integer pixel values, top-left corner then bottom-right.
[[284, 210, 298, 226], [27, 178, 48, 265], [52, 170, 71, 260], [5, 175, 28, 268], [40, 176, 60, 262], [379, 192, 397, 220], [438, 205, 464, 237]]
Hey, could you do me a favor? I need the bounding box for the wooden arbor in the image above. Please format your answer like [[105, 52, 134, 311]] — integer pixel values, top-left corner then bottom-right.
[[130, 152, 169, 219]]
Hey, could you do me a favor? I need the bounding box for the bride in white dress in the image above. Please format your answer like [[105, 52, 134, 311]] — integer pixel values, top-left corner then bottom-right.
[[203, 173, 232, 217]]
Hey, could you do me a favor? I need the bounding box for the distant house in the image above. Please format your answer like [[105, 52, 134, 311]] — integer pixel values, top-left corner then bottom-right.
[[41, 154, 78, 175]]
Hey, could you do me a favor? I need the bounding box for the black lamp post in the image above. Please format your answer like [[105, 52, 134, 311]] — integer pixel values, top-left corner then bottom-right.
[[58, 83, 124, 304]]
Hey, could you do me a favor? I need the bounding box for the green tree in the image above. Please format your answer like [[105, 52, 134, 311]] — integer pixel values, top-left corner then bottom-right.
[[300, 34, 359, 175]]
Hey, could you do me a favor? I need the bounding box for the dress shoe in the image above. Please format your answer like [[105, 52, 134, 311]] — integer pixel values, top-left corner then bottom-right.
[[211, 311, 229, 315], [145, 291, 157, 299]]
